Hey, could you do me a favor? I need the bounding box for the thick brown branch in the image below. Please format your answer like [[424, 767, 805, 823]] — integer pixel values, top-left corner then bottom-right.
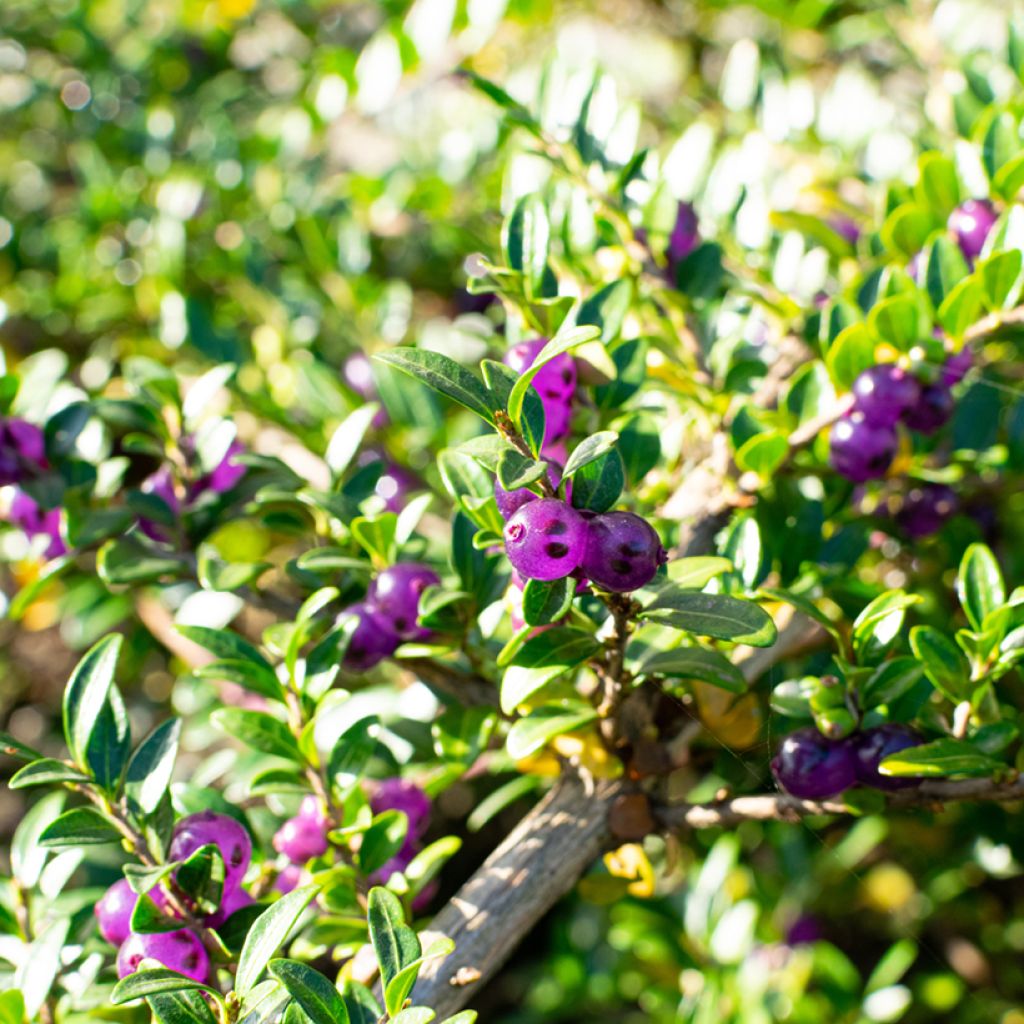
[[656, 775, 1024, 831]]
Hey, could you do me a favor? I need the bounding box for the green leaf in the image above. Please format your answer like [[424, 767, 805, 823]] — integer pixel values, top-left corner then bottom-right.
[[373, 349, 495, 423], [481, 360, 546, 458], [569, 448, 624, 513], [358, 811, 409, 876], [467, 775, 540, 832], [983, 111, 1021, 180], [576, 280, 633, 343], [958, 543, 1006, 631], [665, 556, 733, 588], [562, 432, 619, 479], [921, 235, 969, 309], [440, 1015, 478, 1024], [638, 647, 746, 694], [521, 577, 575, 627], [390, 1011, 435, 1024], [880, 738, 1000, 778], [15, 917, 70, 1018], [502, 195, 550, 297], [327, 718, 380, 798], [868, 295, 920, 352], [641, 591, 777, 647], [860, 658, 925, 708], [176, 843, 225, 915], [852, 591, 920, 664], [507, 325, 600, 429], [506, 703, 598, 760], [881, 202, 935, 256], [938, 276, 984, 339], [734, 431, 788, 477], [12, 791, 65, 887], [910, 625, 971, 703], [915, 152, 960, 217], [177, 626, 276, 674], [62, 633, 122, 772], [9, 758, 91, 789], [131, 891, 185, 934], [125, 718, 181, 815], [403, 837, 463, 896], [978, 250, 1024, 310], [826, 322, 876, 390], [341, 982, 383, 1024], [269, 960, 350, 1024], [432, 706, 496, 767], [325, 404, 382, 477], [97, 536, 188, 584], [495, 448, 547, 491], [112, 969, 220, 1005], [0, 730, 43, 762], [211, 709, 302, 762], [595, 338, 647, 411], [0, 991, 24, 1024], [384, 936, 456, 1018], [148, 991, 219, 1024], [38, 806, 121, 847], [194, 659, 285, 702], [235, 885, 320, 995], [500, 628, 601, 713], [367, 887, 421, 989]]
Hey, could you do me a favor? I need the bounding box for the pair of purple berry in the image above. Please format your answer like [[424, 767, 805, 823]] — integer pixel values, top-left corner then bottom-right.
[[96, 811, 254, 982], [771, 724, 921, 800], [340, 562, 440, 672], [502, 497, 666, 593], [829, 353, 967, 483]]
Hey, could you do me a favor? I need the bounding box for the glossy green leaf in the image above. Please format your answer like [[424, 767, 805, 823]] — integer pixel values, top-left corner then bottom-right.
[[125, 718, 181, 815], [641, 591, 777, 647], [268, 960, 350, 1024], [958, 543, 1006, 631], [235, 885, 320, 995], [112, 969, 220, 1004], [910, 625, 971, 703], [521, 576, 575, 627], [367, 887, 421, 989], [500, 628, 601, 713], [38, 806, 121, 847], [374, 349, 495, 423], [638, 647, 746, 694], [211, 709, 302, 762], [506, 702, 598, 760]]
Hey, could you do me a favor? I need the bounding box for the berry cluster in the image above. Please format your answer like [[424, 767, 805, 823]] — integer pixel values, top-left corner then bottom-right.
[[339, 562, 440, 672], [501, 498, 666, 593], [829, 355, 965, 483], [95, 811, 254, 982], [504, 339, 577, 461], [771, 724, 921, 800]]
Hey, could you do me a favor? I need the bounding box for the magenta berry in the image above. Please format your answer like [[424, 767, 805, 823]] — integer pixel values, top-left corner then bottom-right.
[[168, 811, 252, 892], [903, 383, 954, 434], [495, 480, 537, 521], [371, 778, 431, 839], [273, 815, 329, 864], [895, 484, 957, 538], [274, 863, 303, 894], [503, 498, 587, 581], [116, 929, 209, 982], [195, 440, 246, 495], [95, 878, 138, 946], [829, 414, 897, 482], [340, 602, 400, 672], [771, 727, 857, 799], [853, 724, 922, 791], [8, 490, 65, 558], [368, 563, 440, 641], [948, 199, 997, 261], [667, 201, 699, 269], [205, 884, 254, 928], [580, 511, 666, 593], [504, 340, 577, 405], [0, 418, 46, 485], [851, 365, 920, 427]]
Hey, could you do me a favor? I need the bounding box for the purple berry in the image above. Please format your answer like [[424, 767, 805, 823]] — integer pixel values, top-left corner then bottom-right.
[[274, 863, 303, 894], [273, 815, 329, 864], [340, 602, 400, 672], [503, 498, 588, 581], [666, 201, 700, 269], [851, 365, 921, 427], [903, 384, 954, 434], [368, 563, 440, 641], [7, 490, 65, 558], [771, 727, 857, 799], [786, 914, 823, 946], [948, 199, 997, 261], [853, 724, 922, 791], [829, 414, 897, 482], [168, 811, 252, 893], [371, 778, 431, 840], [504, 340, 577, 404], [895, 484, 958, 538], [96, 879, 138, 946], [0, 418, 46, 485], [196, 440, 246, 495], [375, 462, 419, 513], [941, 349, 972, 387], [495, 481, 537, 521], [205, 884, 254, 928], [828, 216, 860, 246], [580, 511, 666, 593], [116, 929, 209, 982]]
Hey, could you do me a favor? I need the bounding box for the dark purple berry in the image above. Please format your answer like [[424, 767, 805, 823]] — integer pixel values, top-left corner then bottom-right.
[[948, 199, 997, 261], [96, 879, 138, 946], [340, 602, 400, 671], [829, 414, 897, 482], [503, 498, 587, 581], [368, 563, 440, 641], [895, 484, 958, 538], [0, 418, 46, 486], [851, 365, 921, 426], [786, 914, 823, 946], [771, 727, 857, 799], [666, 201, 699, 269], [853, 724, 922, 791], [580, 511, 666, 593], [903, 384, 954, 434], [169, 811, 252, 893], [371, 778, 431, 840], [941, 349, 972, 387], [116, 929, 209, 982]]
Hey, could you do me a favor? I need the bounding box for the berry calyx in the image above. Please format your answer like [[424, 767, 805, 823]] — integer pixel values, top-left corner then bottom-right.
[[503, 498, 588, 581], [580, 510, 666, 593], [168, 811, 252, 893], [853, 724, 922, 791], [116, 929, 209, 982], [850, 364, 921, 426], [829, 414, 897, 482], [771, 727, 857, 799], [367, 563, 440, 640]]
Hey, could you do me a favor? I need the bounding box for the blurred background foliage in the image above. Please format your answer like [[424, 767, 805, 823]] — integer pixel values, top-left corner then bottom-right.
[[4, 0, 1024, 1021]]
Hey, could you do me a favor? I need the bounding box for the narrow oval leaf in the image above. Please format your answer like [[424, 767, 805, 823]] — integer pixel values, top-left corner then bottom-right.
[[641, 591, 777, 647], [374, 349, 495, 423], [62, 633, 123, 770], [126, 718, 182, 815], [235, 885, 320, 995], [638, 647, 746, 694], [268, 959, 350, 1024], [506, 704, 598, 760], [112, 968, 220, 1005], [38, 806, 121, 847], [958, 543, 1006, 631], [367, 887, 421, 989]]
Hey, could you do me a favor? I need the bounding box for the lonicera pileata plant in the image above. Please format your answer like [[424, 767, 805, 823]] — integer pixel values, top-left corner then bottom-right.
[[6, 2, 1024, 1021]]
